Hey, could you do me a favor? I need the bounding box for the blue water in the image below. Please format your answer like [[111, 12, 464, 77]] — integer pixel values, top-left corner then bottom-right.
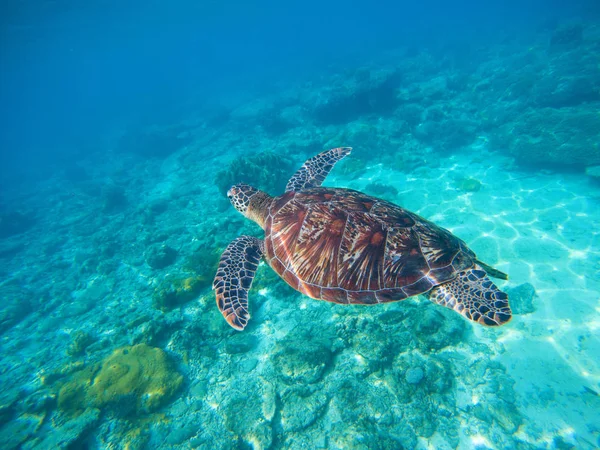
[[1, 1, 599, 448]]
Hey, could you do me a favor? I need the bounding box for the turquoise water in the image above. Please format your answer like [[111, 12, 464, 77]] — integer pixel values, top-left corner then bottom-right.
[[1, 2, 600, 449]]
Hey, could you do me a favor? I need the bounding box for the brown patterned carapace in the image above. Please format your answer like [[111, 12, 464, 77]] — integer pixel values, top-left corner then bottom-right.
[[264, 187, 473, 305]]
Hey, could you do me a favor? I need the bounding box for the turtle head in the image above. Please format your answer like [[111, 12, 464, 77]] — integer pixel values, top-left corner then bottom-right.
[[227, 183, 260, 216], [227, 183, 271, 229]]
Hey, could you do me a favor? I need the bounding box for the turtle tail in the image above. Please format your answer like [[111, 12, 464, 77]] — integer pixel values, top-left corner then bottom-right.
[[476, 259, 508, 280]]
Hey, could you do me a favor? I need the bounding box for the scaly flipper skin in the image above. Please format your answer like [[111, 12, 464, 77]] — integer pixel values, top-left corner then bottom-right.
[[427, 267, 512, 326], [213, 236, 264, 330], [285, 147, 352, 192]]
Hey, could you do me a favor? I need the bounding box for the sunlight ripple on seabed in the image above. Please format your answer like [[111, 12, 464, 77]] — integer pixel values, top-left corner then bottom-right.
[[545, 335, 600, 383]]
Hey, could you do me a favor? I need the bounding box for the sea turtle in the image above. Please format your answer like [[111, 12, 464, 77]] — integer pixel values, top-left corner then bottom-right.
[[213, 147, 511, 330]]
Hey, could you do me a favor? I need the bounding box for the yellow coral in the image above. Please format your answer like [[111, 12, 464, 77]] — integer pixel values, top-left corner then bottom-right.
[[57, 344, 183, 417], [182, 276, 197, 291]]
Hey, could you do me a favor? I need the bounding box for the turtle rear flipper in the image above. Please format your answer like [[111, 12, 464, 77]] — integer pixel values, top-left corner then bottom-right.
[[213, 236, 264, 331], [427, 268, 512, 326]]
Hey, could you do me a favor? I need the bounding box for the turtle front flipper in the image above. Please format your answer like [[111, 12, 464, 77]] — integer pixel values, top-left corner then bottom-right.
[[286, 147, 352, 192], [213, 236, 264, 330], [426, 267, 512, 326]]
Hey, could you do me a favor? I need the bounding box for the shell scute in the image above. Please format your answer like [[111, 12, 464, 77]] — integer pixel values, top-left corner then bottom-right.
[[348, 290, 378, 304], [401, 275, 435, 297], [321, 287, 348, 304], [269, 255, 286, 276], [413, 221, 463, 269], [375, 288, 408, 303], [338, 212, 386, 291], [370, 201, 416, 228], [294, 202, 346, 287], [383, 227, 429, 289], [298, 281, 321, 299], [282, 269, 300, 290]]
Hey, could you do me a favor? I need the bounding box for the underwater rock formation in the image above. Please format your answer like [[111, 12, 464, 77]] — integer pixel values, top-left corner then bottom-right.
[[415, 307, 467, 351], [273, 335, 334, 385], [0, 283, 33, 334], [405, 366, 424, 384], [117, 126, 193, 158], [505, 282, 537, 315], [182, 242, 221, 277], [414, 113, 478, 153], [145, 243, 177, 269], [550, 23, 584, 50], [66, 330, 95, 357], [152, 274, 209, 311], [312, 69, 402, 125], [501, 107, 600, 167], [0, 210, 36, 239], [215, 151, 294, 196], [101, 183, 128, 213]]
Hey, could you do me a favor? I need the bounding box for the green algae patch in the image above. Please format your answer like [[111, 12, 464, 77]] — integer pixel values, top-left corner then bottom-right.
[[66, 330, 95, 357], [454, 177, 482, 192], [152, 275, 209, 311], [57, 344, 183, 418], [148, 242, 222, 312], [183, 243, 220, 275]]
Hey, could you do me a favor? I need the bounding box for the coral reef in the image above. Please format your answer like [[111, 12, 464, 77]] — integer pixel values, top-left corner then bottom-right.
[[152, 275, 209, 311], [500, 108, 600, 167], [312, 69, 402, 125], [224, 333, 258, 355], [145, 243, 177, 270], [414, 306, 468, 351], [214, 151, 294, 196], [182, 242, 220, 276], [273, 334, 334, 385], [335, 154, 368, 178], [24, 408, 101, 449], [150, 241, 220, 311], [66, 330, 96, 357], [57, 344, 183, 418], [414, 112, 478, 152]]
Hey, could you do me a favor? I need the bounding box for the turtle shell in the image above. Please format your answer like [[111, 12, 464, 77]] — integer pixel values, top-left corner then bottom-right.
[[264, 187, 476, 305]]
